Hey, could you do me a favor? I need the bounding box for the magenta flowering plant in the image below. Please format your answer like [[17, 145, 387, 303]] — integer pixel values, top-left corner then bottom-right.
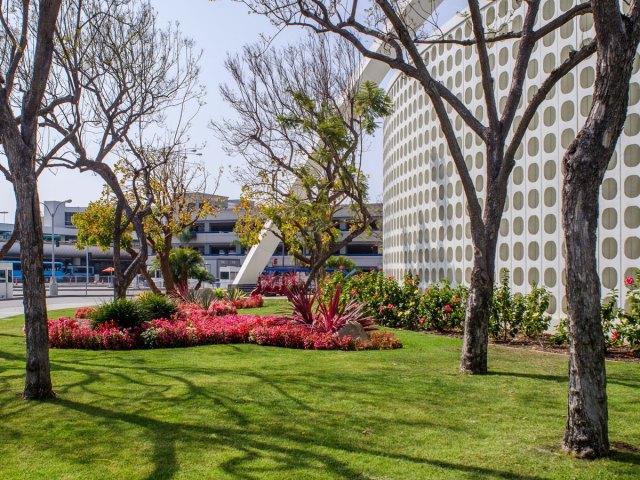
[[48, 312, 400, 351], [285, 283, 319, 327], [314, 284, 376, 333]]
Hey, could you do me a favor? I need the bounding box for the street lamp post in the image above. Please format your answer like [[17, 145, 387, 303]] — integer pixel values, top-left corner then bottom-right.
[[42, 200, 72, 297]]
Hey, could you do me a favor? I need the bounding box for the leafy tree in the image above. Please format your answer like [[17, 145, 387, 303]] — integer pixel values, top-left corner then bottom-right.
[[165, 248, 212, 293], [72, 191, 160, 294], [216, 36, 389, 286], [117, 152, 220, 293], [44, 0, 204, 298], [72, 192, 134, 252], [237, 0, 595, 374]]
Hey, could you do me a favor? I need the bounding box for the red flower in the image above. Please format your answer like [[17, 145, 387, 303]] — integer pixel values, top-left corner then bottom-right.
[[419, 318, 425, 325], [625, 277, 634, 286], [388, 275, 395, 280], [338, 265, 344, 270], [444, 305, 452, 312], [612, 330, 619, 340], [350, 289, 356, 295], [387, 303, 394, 309]]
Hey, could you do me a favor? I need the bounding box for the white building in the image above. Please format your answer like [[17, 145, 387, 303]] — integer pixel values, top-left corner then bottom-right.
[[381, 0, 640, 316]]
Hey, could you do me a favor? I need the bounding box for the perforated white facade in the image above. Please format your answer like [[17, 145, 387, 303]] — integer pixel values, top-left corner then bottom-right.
[[382, 0, 640, 315]]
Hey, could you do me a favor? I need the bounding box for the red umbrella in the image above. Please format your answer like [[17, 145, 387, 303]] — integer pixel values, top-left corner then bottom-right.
[[102, 267, 115, 273]]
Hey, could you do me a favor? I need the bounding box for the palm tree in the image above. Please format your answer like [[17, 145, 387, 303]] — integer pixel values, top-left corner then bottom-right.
[[169, 248, 210, 294]]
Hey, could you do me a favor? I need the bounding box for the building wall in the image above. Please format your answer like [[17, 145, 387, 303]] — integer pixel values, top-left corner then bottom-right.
[[382, 0, 640, 316]]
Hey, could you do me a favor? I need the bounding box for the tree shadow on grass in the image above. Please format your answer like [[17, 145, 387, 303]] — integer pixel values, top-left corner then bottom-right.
[[53, 397, 548, 480], [487, 370, 640, 390]]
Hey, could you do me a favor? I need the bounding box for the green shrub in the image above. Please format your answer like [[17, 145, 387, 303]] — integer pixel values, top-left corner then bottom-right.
[[521, 283, 552, 339], [213, 288, 226, 300], [620, 273, 640, 353], [419, 280, 467, 331], [90, 298, 145, 330], [226, 287, 247, 301], [489, 270, 524, 341], [325, 255, 356, 272], [137, 293, 177, 322], [177, 289, 217, 310], [549, 318, 569, 346]]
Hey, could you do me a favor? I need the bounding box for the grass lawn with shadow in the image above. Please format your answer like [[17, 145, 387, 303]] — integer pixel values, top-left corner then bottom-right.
[[0, 306, 639, 479]]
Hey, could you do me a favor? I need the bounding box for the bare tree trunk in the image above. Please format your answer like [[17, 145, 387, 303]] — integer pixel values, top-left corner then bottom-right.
[[112, 208, 127, 299], [11, 152, 54, 399], [460, 256, 493, 374], [560, 0, 640, 457], [0, 0, 63, 400], [562, 163, 609, 457], [127, 247, 161, 295], [460, 144, 504, 374]]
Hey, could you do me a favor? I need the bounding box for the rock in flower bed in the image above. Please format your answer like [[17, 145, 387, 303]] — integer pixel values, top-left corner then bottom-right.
[[48, 304, 402, 351]]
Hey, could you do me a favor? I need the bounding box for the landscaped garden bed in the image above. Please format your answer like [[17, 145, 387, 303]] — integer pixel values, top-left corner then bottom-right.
[[2, 308, 639, 479], [319, 268, 640, 360], [47, 291, 402, 351]]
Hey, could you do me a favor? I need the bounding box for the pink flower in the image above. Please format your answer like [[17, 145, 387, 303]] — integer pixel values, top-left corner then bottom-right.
[[338, 265, 344, 270], [444, 305, 452, 312], [351, 289, 356, 295], [387, 303, 394, 309], [625, 277, 634, 286], [379, 305, 385, 313], [419, 318, 425, 326], [388, 275, 395, 280]]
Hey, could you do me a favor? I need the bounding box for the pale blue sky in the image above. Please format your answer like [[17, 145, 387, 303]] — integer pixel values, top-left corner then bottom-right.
[[0, 0, 465, 220]]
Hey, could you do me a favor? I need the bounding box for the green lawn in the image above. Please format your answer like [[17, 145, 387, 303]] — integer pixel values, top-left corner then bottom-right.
[[0, 308, 639, 479], [238, 298, 292, 316]]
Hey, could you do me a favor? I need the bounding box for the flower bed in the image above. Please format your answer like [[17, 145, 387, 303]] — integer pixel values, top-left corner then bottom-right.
[[231, 295, 264, 310], [48, 307, 402, 351]]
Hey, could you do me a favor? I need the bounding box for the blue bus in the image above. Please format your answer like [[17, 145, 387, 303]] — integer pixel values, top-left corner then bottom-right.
[[64, 265, 95, 280], [8, 261, 65, 282]]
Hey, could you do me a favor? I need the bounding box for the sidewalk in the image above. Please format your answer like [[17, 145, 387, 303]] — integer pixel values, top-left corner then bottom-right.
[[0, 296, 104, 319]]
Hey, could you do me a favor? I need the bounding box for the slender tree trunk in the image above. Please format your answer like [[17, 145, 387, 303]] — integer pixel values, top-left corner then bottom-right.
[[157, 249, 175, 293], [128, 249, 161, 295], [11, 153, 54, 399], [460, 249, 493, 374], [460, 143, 504, 374], [560, 5, 639, 455]]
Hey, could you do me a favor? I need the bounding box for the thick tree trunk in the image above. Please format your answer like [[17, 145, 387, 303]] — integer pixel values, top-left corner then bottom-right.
[[560, 2, 639, 456], [12, 156, 54, 399], [562, 162, 609, 458], [459, 250, 493, 374]]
